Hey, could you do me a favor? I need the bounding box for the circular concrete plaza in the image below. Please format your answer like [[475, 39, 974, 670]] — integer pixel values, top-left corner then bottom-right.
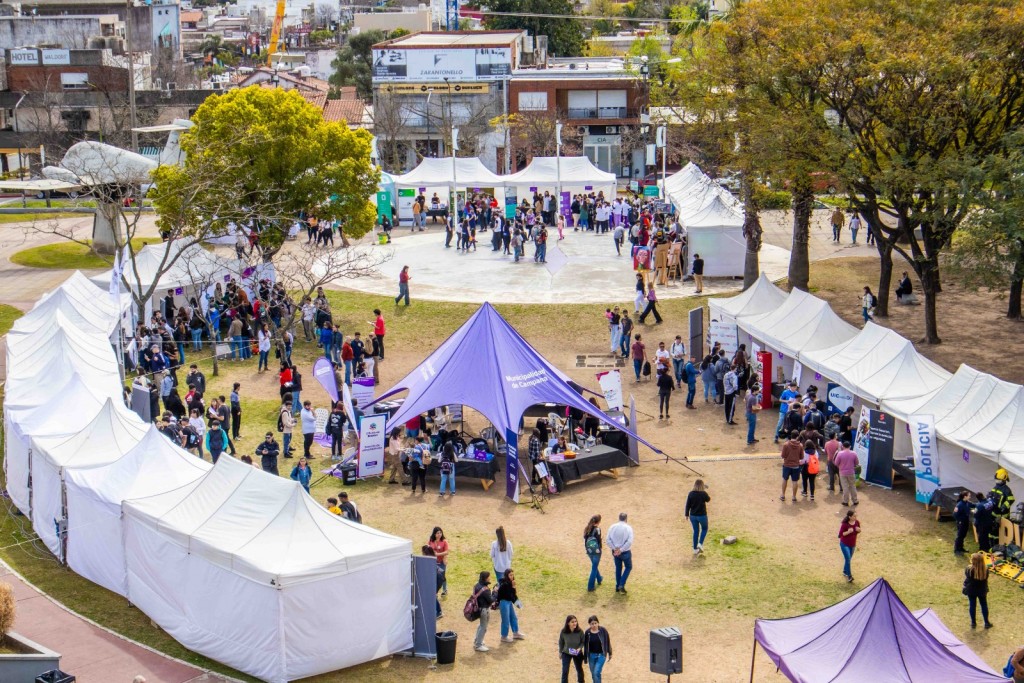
[[336, 226, 790, 304]]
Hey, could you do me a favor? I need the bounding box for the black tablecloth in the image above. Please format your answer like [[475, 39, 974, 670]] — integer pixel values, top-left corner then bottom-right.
[[549, 445, 629, 485], [598, 426, 629, 452], [892, 459, 915, 481], [930, 486, 972, 515], [426, 457, 500, 481], [523, 403, 562, 420]]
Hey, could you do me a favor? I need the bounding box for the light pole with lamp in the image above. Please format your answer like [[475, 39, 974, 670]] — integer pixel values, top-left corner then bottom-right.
[[555, 120, 562, 227], [637, 55, 680, 185]]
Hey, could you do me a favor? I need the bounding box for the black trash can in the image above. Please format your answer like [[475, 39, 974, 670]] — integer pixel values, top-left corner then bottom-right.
[[36, 670, 75, 683], [436, 630, 458, 664]]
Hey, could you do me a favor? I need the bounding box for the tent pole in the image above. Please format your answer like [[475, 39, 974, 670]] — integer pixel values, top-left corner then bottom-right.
[[749, 640, 757, 683]]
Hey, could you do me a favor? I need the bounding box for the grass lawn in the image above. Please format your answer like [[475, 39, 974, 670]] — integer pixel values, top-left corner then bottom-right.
[[1, 270, 1022, 681], [0, 304, 23, 336], [0, 213, 77, 225], [10, 237, 152, 270]]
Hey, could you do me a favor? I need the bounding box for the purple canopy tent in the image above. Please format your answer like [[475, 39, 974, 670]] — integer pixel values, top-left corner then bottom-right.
[[752, 578, 1007, 683], [367, 303, 662, 501]]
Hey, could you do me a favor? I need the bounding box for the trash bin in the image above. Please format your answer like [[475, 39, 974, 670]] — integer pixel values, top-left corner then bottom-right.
[[436, 630, 458, 665], [35, 671, 75, 683]]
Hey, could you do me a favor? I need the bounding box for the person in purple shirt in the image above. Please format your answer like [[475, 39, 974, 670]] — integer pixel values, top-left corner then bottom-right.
[[833, 441, 860, 506]]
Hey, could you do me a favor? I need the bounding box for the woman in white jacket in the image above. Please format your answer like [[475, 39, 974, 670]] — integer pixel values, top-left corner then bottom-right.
[[257, 323, 272, 372], [490, 526, 514, 581]]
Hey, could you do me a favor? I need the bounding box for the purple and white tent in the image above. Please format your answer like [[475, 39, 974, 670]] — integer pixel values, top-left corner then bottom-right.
[[753, 578, 1007, 682], [369, 303, 661, 500]]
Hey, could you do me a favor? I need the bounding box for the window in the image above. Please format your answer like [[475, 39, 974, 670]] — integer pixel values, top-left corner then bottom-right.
[[597, 90, 627, 119], [517, 91, 548, 111], [60, 73, 89, 90], [567, 90, 598, 119]]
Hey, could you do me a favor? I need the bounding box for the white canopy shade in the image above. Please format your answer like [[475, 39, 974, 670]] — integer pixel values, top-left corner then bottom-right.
[[799, 322, 952, 405], [16, 272, 122, 336], [504, 156, 617, 192], [738, 289, 859, 359], [709, 272, 788, 325], [391, 156, 506, 189], [64, 427, 211, 594], [664, 163, 746, 277], [6, 310, 118, 366], [680, 194, 744, 229]]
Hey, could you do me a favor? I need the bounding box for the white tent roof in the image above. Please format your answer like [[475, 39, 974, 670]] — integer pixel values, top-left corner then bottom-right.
[[30, 398, 150, 470], [91, 240, 224, 293], [64, 426, 210, 503], [5, 319, 118, 382], [663, 162, 705, 195], [680, 194, 744, 229], [503, 156, 617, 189], [123, 456, 411, 586], [7, 309, 115, 360], [738, 289, 859, 358], [5, 380, 117, 438], [883, 365, 1024, 477], [391, 157, 506, 189], [4, 370, 122, 410], [709, 272, 788, 322], [799, 322, 952, 405], [15, 272, 121, 336]]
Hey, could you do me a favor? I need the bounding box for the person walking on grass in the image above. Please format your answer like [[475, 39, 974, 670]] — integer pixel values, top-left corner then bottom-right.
[[780, 431, 803, 502], [472, 571, 495, 652], [656, 366, 674, 420], [584, 515, 604, 592], [839, 509, 860, 582], [745, 384, 761, 444], [290, 456, 312, 493], [953, 491, 972, 554], [630, 334, 647, 383], [685, 479, 710, 556], [606, 513, 634, 594], [428, 527, 450, 596], [559, 616, 586, 683], [497, 569, 526, 643], [801, 439, 820, 501], [584, 615, 612, 683], [964, 552, 993, 629], [723, 364, 739, 425], [638, 283, 663, 324], [395, 266, 411, 306]]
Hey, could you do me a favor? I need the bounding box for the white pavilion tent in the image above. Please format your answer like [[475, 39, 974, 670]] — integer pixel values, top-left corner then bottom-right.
[[799, 322, 952, 405], [28, 399, 151, 558], [503, 156, 618, 196], [13, 273, 122, 338], [708, 272, 788, 325], [737, 289, 858, 381], [664, 163, 746, 277], [5, 315, 118, 381], [63, 426, 210, 594], [390, 157, 508, 224], [122, 455, 413, 683], [884, 365, 1024, 492]]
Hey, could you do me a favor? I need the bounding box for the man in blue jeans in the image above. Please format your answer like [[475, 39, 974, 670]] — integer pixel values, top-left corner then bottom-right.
[[630, 334, 646, 383], [745, 386, 761, 444], [605, 512, 634, 593], [684, 356, 698, 408]]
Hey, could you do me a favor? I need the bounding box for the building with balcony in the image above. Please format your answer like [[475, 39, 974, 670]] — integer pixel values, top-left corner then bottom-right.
[[509, 57, 646, 178], [371, 30, 541, 173]]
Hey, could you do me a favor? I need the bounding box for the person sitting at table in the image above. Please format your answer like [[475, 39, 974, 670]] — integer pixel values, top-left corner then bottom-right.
[[552, 435, 571, 454]]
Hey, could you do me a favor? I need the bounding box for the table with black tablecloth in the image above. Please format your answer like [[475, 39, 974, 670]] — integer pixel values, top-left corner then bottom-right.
[[929, 485, 972, 521], [425, 456, 501, 490], [548, 445, 630, 489]]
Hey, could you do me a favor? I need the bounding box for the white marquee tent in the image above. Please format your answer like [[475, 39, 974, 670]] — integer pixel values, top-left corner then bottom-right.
[[663, 164, 746, 276], [391, 156, 506, 190], [503, 156, 618, 195], [122, 455, 413, 683], [737, 289, 859, 379], [64, 426, 211, 594], [13, 272, 122, 338], [709, 272, 788, 325], [28, 399, 152, 558], [883, 365, 1024, 491], [5, 316, 118, 381], [800, 322, 952, 405]]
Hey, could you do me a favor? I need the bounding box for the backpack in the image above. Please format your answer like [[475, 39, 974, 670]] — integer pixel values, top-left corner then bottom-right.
[[277, 410, 285, 432], [585, 532, 601, 556], [463, 586, 486, 622], [807, 410, 824, 431], [642, 360, 652, 377], [807, 452, 820, 475], [1009, 502, 1024, 525], [182, 425, 200, 449], [870, 293, 878, 308]]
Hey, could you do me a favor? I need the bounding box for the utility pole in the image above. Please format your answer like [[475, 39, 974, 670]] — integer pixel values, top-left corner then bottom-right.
[[125, 0, 139, 152]]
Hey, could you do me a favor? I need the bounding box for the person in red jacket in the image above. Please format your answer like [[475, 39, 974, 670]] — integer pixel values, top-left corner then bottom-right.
[[373, 308, 386, 360], [341, 339, 354, 386]]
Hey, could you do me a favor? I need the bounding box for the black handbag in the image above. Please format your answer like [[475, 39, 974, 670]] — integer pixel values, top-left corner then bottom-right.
[[642, 360, 652, 377]]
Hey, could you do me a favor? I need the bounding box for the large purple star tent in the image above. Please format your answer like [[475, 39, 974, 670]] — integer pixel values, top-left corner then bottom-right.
[[368, 303, 662, 500], [753, 578, 1006, 683]]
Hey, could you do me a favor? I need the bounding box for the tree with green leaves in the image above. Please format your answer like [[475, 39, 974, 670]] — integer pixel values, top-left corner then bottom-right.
[[484, 0, 585, 57], [329, 30, 387, 100], [947, 129, 1024, 320], [151, 86, 379, 262]]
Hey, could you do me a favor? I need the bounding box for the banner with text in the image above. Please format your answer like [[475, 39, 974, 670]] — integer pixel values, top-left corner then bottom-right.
[[909, 414, 940, 503], [826, 383, 854, 417], [505, 428, 520, 502], [313, 357, 339, 402], [357, 413, 387, 478], [351, 376, 375, 410], [708, 320, 738, 355], [596, 370, 624, 411], [756, 351, 773, 410], [864, 409, 895, 489]]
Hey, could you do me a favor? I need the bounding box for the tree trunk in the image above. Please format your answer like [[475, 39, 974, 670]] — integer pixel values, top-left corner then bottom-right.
[[875, 239, 894, 318], [788, 182, 813, 291], [741, 180, 762, 290], [920, 256, 942, 344], [1008, 245, 1024, 319]]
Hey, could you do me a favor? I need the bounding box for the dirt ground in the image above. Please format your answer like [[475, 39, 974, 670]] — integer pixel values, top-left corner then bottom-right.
[[194, 280, 1024, 683]]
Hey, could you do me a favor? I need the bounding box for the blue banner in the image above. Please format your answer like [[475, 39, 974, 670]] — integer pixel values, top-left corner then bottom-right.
[[505, 428, 519, 502]]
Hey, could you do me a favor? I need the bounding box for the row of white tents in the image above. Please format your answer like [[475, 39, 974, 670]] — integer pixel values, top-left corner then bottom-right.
[[663, 163, 746, 278], [3, 273, 412, 683], [710, 274, 1023, 493]]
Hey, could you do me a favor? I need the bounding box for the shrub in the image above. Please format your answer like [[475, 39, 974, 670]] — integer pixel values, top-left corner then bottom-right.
[[753, 185, 792, 210], [0, 583, 14, 637]]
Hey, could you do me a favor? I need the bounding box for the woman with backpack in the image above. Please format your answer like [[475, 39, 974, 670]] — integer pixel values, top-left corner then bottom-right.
[[685, 479, 711, 556], [584, 515, 603, 592], [801, 440, 820, 500], [700, 354, 717, 403], [470, 571, 495, 652], [963, 552, 993, 629]]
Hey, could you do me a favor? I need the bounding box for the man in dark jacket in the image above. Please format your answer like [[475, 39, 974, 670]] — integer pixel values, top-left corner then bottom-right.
[[256, 432, 281, 475], [327, 404, 346, 459]]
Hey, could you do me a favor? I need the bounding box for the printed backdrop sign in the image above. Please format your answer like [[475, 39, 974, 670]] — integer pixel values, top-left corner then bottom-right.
[[909, 414, 940, 503], [708, 321, 738, 355], [826, 383, 854, 416], [596, 369, 624, 411], [357, 413, 386, 478], [853, 406, 871, 474], [864, 409, 895, 489], [505, 428, 520, 502], [756, 351, 773, 410], [351, 377, 375, 410]]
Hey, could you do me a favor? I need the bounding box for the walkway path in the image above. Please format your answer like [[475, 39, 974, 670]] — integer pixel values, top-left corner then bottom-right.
[[1, 561, 228, 683]]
